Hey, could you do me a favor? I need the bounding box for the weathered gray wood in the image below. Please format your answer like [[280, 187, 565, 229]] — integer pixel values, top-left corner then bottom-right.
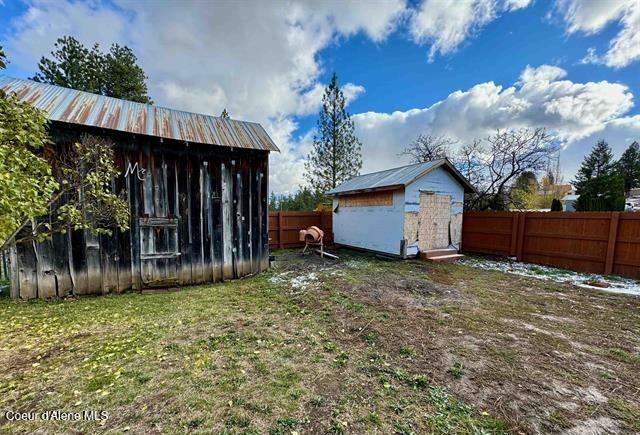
[[9, 246, 20, 298], [10, 126, 272, 298], [221, 161, 233, 279], [178, 156, 192, 285], [234, 162, 245, 278], [52, 232, 72, 296], [211, 158, 223, 282], [69, 230, 88, 295], [85, 231, 102, 295], [35, 239, 57, 298], [100, 176, 120, 294], [202, 160, 214, 283], [261, 158, 269, 271], [156, 154, 168, 218], [100, 230, 118, 294], [127, 153, 142, 291], [142, 146, 154, 217], [190, 155, 204, 283], [17, 242, 38, 299], [248, 164, 255, 273]]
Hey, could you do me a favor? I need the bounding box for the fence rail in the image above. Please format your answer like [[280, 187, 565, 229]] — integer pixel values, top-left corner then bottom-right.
[[269, 211, 333, 249], [462, 211, 640, 278]]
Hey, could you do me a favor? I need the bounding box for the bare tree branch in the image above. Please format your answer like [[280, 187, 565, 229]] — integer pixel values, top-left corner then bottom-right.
[[400, 134, 456, 163]]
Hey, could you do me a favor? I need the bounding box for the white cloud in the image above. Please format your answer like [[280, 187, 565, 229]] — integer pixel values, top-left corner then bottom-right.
[[4, 0, 127, 70], [2, 0, 400, 194], [519, 64, 567, 83], [352, 65, 634, 176], [409, 0, 531, 61], [556, 0, 640, 68], [561, 115, 640, 178], [3, 1, 637, 193]]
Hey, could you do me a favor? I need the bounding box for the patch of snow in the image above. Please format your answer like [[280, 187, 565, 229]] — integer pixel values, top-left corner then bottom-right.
[[462, 257, 640, 296], [269, 270, 319, 292]]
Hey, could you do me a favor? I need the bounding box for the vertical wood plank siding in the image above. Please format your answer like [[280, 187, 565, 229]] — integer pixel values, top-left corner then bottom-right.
[[268, 211, 334, 248], [11, 126, 270, 299], [462, 211, 640, 279]]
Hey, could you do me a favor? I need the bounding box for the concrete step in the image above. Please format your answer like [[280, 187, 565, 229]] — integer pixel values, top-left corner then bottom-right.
[[420, 248, 459, 259]]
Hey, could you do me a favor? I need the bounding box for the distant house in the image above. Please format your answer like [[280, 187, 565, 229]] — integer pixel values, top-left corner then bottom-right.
[[626, 188, 640, 211], [327, 159, 475, 257], [1, 77, 278, 299], [539, 183, 573, 198], [562, 194, 579, 212]]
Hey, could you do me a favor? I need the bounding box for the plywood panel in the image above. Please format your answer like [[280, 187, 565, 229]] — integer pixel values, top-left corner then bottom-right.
[[339, 191, 393, 207]]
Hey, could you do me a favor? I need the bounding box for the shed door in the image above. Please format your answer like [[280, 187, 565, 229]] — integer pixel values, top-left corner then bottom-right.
[[139, 218, 180, 287]]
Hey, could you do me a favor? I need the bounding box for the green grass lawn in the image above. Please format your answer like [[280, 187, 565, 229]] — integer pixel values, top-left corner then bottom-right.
[[1, 250, 638, 434]]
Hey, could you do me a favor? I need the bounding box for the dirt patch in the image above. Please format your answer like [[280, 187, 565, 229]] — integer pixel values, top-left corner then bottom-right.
[[564, 417, 619, 434], [349, 271, 465, 309]]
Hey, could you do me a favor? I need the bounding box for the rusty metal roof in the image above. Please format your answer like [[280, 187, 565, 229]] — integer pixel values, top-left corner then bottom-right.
[[0, 76, 279, 152], [327, 159, 476, 195]]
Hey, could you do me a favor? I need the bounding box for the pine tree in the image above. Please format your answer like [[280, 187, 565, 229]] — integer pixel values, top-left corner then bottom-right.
[[32, 36, 152, 104], [305, 73, 362, 192], [617, 141, 640, 193], [573, 140, 615, 191], [102, 44, 152, 104], [550, 198, 563, 211], [573, 140, 625, 211]]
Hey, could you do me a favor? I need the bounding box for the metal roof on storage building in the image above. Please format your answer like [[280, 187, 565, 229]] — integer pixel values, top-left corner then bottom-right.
[[327, 159, 476, 195], [0, 76, 279, 152]]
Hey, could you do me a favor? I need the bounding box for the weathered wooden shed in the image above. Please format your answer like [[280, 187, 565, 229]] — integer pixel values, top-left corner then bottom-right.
[[1, 77, 278, 299], [327, 159, 475, 258]]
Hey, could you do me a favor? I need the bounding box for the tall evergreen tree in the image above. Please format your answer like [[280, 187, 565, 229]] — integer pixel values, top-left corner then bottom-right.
[[32, 36, 152, 104], [305, 73, 362, 192], [550, 198, 563, 211], [573, 140, 625, 211], [102, 44, 152, 103], [617, 141, 640, 193]]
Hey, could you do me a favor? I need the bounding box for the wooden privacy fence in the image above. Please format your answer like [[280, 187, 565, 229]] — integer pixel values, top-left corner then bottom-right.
[[269, 211, 333, 248], [462, 211, 640, 278]]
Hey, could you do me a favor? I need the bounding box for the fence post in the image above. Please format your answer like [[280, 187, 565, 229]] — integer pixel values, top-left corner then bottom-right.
[[605, 212, 620, 275], [278, 211, 284, 249], [509, 213, 520, 257], [516, 212, 526, 261]]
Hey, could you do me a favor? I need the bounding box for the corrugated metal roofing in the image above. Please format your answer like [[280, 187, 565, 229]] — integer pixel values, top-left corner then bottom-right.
[[327, 159, 475, 195], [0, 76, 279, 152]]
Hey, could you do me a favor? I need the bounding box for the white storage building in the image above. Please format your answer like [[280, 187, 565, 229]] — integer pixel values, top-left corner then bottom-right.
[[327, 159, 475, 257]]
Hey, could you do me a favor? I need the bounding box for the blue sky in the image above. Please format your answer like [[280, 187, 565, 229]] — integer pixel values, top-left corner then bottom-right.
[[1, 0, 639, 193]]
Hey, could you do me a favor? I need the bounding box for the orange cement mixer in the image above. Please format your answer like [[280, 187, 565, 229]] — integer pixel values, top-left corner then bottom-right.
[[299, 226, 325, 256]]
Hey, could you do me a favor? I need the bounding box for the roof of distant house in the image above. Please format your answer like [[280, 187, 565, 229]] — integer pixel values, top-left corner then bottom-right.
[[0, 76, 279, 152], [327, 159, 476, 195], [562, 194, 579, 201]]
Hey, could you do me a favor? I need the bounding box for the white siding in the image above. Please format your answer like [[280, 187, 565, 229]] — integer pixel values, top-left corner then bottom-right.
[[331, 166, 466, 255], [332, 189, 405, 255], [404, 168, 465, 214]]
